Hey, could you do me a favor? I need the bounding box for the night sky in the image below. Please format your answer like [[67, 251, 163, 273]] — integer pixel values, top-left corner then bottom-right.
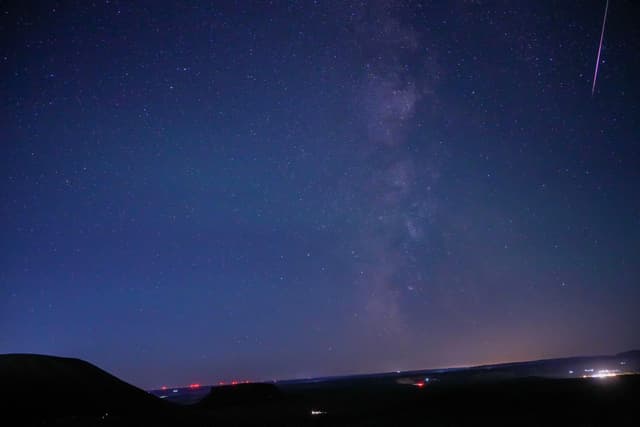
[[2, 1, 639, 390]]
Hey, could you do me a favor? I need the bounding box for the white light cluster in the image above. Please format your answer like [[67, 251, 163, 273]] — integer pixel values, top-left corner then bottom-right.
[[581, 368, 620, 379]]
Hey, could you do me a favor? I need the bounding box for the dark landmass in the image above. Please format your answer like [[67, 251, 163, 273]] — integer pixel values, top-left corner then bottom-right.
[[0, 354, 182, 425], [2, 352, 639, 426], [195, 382, 283, 408]]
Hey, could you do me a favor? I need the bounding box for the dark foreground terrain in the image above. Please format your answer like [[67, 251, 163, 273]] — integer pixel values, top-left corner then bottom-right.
[[1, 353, 639, 426]]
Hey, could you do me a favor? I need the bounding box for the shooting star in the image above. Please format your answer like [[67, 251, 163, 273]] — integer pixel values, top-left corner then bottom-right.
[[592, 0, 609, 95]]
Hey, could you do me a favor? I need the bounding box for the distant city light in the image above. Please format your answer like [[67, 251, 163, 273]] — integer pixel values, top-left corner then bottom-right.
[[582, 369, 620, 379], [311, 410, 326, 416], [592, 369, 619, 378]]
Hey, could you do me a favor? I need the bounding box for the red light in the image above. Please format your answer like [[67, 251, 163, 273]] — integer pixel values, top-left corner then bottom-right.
[[414, 382, 425, 388], [189, 383, 200, 389], [231, 380, 238, 385], [161, 386, 167, 390]]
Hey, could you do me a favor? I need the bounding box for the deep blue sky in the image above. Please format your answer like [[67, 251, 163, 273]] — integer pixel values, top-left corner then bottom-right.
[[2, 1, 639, 389]]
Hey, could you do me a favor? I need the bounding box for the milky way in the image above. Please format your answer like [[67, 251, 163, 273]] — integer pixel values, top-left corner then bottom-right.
[[1, 1, 639, 388], [346, 3, 441, 349]]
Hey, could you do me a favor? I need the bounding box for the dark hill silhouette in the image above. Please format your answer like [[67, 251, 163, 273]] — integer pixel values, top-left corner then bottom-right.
[[0, 353, 176, 423]]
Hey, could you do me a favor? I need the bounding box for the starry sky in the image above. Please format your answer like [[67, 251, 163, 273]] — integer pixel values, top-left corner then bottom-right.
[[1, 1, 639, 389]]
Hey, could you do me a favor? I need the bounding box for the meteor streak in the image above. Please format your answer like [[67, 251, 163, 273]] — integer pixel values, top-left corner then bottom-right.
[[592, 0, 609, 95]]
